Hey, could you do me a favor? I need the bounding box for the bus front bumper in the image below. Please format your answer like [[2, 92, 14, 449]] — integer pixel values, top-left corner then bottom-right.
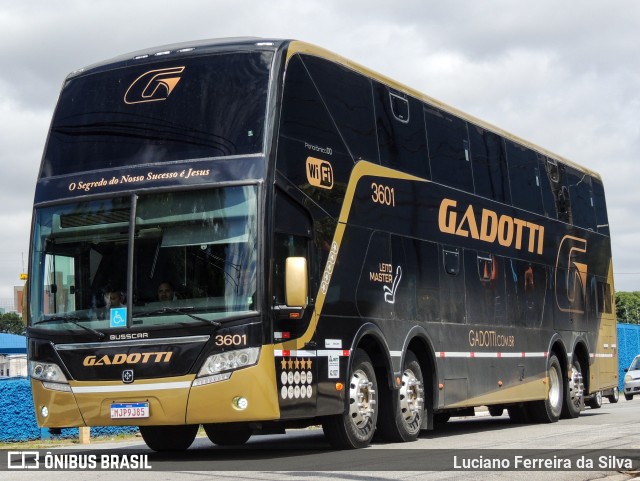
[[32, 346, 280, 428]]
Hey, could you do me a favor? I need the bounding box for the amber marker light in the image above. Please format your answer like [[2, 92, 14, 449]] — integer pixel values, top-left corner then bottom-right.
[[335, 383, 344, 391], [439, 383, 444, 390]]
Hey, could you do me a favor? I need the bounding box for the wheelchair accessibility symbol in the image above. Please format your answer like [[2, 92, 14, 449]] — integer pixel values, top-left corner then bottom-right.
[[110, 307, 127, 328]]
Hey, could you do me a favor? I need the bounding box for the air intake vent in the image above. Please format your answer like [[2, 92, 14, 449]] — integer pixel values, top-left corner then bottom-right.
[[60, 210, 129, 228]]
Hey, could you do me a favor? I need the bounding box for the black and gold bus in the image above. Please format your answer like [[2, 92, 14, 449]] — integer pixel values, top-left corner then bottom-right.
[[26, 38, 618, 450]]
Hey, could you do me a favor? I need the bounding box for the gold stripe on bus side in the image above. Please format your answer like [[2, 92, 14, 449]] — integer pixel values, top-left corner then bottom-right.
[[274, 160, 427, 352], [442, 376, 549, 409]]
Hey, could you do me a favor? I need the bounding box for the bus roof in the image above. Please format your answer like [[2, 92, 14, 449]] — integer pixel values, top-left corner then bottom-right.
[[67, 37, 599, 180], [66, 37, 286, 79]]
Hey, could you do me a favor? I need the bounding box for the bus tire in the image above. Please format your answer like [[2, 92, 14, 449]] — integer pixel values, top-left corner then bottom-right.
[[587, 391, 603, 409], [433, 413, 451, 425], [507, 404, 531, 423], [377, 350, 425, 443], [561, 358, 584, 419], [528, 353, 563, 423], [607, 386, 619, 403], [203, 424, 252, 445], [488, 406, 504, 417], [322, 349, 378, 449], [139, 424, 198, 452]]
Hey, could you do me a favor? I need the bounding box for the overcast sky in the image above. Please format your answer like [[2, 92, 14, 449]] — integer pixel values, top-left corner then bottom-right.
[[1, 0, 639, 307]]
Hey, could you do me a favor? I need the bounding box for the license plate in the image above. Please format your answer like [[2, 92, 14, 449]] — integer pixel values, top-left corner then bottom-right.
[[110, 402, 149, 419]]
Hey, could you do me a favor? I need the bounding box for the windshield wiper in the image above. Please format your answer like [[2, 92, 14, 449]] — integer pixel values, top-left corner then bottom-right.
[[33, 315, 106, 340], [133, 307, 221, 328]]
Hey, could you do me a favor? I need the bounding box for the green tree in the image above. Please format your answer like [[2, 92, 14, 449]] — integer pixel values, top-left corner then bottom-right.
[[0, 312, 25, 335], [615, 291, 640, 325]]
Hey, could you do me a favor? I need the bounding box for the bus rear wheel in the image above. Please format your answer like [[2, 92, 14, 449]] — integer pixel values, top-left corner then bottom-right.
[[377, 350, 425, 442], [587, 391, 603, 409], [561, 358, 584, 419], [203, 424, 252, 446], [322, 349, 378, 449], [139, 424, 198, 452], [607, 386, 619, 403], [528, 353, 562, 423]]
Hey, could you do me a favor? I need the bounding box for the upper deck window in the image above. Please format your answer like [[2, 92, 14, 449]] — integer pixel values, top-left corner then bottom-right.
[[506, 141, 544, 215], [41, 51, 273, 178], [425, 107, 473, 192]]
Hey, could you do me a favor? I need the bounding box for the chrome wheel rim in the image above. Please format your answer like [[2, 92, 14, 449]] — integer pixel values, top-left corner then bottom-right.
[[568, 364, 584, 410], [399, 368, 424, 426], [348, 368, 376, 428]]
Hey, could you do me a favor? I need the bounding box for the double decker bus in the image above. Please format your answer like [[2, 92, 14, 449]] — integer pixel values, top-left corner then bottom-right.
[[26, 38, 617, 451]]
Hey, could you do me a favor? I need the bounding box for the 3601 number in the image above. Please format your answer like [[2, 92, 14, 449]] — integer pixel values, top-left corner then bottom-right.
[[215, 334, 247, 346], [371, 182, 396, 207]]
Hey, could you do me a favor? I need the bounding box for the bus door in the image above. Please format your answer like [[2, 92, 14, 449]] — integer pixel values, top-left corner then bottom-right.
[[272, 190, 317, 417]]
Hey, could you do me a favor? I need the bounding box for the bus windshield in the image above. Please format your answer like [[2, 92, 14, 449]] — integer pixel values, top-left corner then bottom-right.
[[29, 185, 258, 331], [40, 51, 273, 178]]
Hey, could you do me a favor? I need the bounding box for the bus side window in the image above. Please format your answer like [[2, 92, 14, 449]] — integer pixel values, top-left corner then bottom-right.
[[468, 125, 511, 204], [506, 140, 544, 215], [538, 155, 557, 219], [303, 55, 378, 165], [440, 246, 466, 324], [505, 259, 547, 328], [375, 83, 429, 179], [592, 178, 610, 236], [566, 166, 596, 230], [276, 54, 353, 219], [465, 251, 506, 326], [551, 161, 572, 224], [356, 231, 393, 320], [596, 278, 613, 314], [390, 235, 440, 322], [425, 107, 473, 192]]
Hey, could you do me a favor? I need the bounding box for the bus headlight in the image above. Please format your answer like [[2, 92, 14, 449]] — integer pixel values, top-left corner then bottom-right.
[[197, 348, 260, 377], [29, 361, 71, 391]]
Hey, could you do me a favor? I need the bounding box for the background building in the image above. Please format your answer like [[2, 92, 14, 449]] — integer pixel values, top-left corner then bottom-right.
[[0, 333, 27, 377]]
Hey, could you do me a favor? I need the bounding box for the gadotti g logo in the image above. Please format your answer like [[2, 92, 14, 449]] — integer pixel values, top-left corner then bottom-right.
[[555, 235, 588, 314], [124, 66, 185, 104]]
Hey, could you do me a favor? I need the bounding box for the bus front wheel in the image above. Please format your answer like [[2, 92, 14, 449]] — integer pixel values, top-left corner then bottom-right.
[[139, 424, 198, 452], [377, 350, 425, 443], [322, 349, 378, 449], [203, 424, 252, 446]]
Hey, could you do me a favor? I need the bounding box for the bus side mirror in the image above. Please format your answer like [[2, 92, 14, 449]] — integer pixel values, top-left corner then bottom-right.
[[285, 257, 308, 308]]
